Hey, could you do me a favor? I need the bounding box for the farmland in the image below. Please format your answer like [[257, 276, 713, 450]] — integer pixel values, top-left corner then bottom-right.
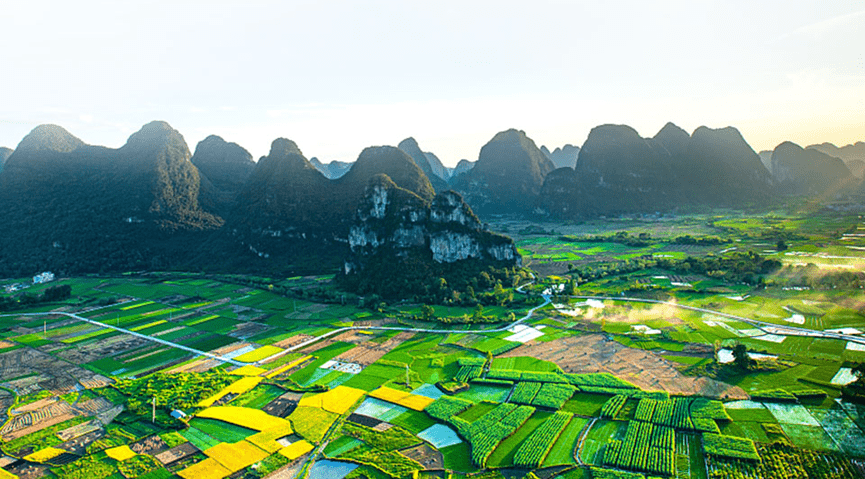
[[2, 211, 865, 478]]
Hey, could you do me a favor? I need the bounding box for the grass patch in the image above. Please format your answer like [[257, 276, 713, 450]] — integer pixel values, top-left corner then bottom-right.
[[187, 418, 256, 443], [561, 393, 610, 417], [288, 406, 339, 443], [486, 410, 551, 468]]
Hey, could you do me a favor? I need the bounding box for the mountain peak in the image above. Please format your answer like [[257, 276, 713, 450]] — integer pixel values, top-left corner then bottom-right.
[[397, 137, 449, 192], [346, 146, 435, 201], [268, 138, 304, 158], [454, 128, 555, 214], [398, 137, 420, 150], [122, 121, 189, 159], [191, 135, 255, 195], [653, 122, 690, 157], [15, 124, 85, 154], [656, 122, 689, 138]]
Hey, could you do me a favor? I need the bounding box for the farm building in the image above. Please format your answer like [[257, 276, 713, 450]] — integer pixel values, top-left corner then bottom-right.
[[33, 272, 55, 284]]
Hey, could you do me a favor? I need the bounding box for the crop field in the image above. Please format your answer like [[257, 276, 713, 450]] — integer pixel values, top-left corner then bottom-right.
[[3, 211, 865, 479]]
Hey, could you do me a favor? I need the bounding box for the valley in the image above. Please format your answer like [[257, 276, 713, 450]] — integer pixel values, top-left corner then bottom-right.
[[2, 210, 865, 479]]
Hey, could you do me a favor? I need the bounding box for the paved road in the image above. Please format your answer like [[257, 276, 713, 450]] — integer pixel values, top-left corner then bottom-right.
[[0, 308, 246, 367]]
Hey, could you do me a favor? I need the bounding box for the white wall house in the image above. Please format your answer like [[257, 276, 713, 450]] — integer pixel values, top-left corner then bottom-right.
[[33, 272, 55, 284]]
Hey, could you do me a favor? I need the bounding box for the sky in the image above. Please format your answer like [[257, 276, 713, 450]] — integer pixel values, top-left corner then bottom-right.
[[1, 0, 864, 166]]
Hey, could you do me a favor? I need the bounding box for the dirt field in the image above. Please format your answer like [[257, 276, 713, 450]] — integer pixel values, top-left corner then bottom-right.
[[55, 334, 149, 366], [155, 442, 199, 465], [166, 342, 247, 373], [402, 443, 444, 470], [1, 396, 118, 441], [273, 335, 315, 349], [334, 332, 416, 366], [501, 334, 747, 400], [0, 347, 110, 394]]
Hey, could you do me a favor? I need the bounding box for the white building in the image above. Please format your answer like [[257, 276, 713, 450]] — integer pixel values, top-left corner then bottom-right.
[[33, 272, 55, 284]]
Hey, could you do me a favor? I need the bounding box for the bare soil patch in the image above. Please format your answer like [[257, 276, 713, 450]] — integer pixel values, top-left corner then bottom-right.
[[56, 334, 149, 365], [131, 434, 169, 455], [0, 346, 103, 394], [263, 392, 302, 418], [401, 443, 444, 470], [155, 442, 199, 465], [273, 335, 315, 349], [334, 332, 416, 366], [167, 342, 247, 373], [501, 334, 746, 399]]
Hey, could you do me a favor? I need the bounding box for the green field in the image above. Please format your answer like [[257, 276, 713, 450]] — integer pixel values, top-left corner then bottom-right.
[[3, 210, 865, 478]]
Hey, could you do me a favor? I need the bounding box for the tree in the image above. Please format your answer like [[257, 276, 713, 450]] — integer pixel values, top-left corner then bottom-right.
[[473, 304, 484, 322], [732, 343, 754, 370], [420, 304, 435, 322], [853, 363, 865, 386], [776, 239, 788, 251]]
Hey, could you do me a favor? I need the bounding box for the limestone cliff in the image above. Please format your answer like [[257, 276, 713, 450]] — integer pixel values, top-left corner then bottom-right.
[[341, 175, 521, 295]]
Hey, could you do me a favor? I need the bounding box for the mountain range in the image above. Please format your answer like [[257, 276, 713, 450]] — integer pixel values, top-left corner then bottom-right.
[[807, 142, 865, 179], [541, 144, 580, 169], [541, 123, 775, 216], [0, 120, 861, 278]]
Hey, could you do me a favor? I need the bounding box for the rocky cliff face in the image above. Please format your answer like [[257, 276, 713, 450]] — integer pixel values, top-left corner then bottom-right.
[[344, 175, 520, 275]]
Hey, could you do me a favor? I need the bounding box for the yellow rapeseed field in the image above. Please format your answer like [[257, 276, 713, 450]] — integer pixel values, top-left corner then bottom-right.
[[230, 365, 266, 376], [105, 445, 137, 461], [369, 386, 434, 411], [0, 468, 18, 479], [234, 345, 283, 363], [278, 440, 313, 461], [196, 406, 291, 432], [129, 320, 166, 332], [203, 440, 269, 472], [23, 446, 66, 463], [398, 394, 435, 411], [197, 376, 263, 407], [297, 385, 365, 414], [119, 300, 154, 310], [369, 386, 409, 402], [177, 457, 231, 479], [247, 423, 295, 453]]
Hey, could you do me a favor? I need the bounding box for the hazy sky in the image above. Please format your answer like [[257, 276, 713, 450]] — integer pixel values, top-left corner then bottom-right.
[[2, 1, 863, 166]]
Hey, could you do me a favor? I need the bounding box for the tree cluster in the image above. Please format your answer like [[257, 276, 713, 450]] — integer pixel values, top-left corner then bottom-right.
[[0, 284, 72, 311]]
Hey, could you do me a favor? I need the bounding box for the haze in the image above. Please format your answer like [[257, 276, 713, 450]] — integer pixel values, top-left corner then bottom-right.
[[1, 0, 863, 165]]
